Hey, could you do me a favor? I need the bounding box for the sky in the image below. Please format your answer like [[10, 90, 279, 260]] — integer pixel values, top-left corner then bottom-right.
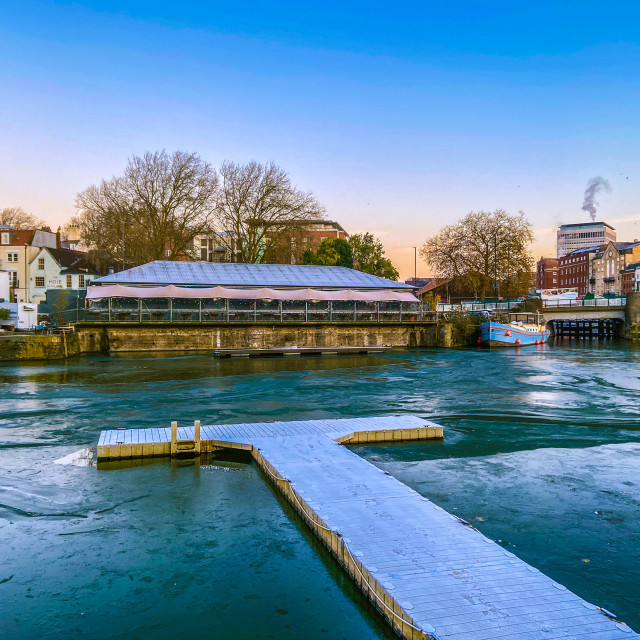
[[1, 1, 639, 279]]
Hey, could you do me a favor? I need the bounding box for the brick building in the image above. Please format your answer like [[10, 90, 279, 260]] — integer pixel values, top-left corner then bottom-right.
[[557, 246, 599, 295], [622, 261, 640, 293], [535, 257, 559, 290], [191, 219, 348, 265], [269, 219, 348, 264]]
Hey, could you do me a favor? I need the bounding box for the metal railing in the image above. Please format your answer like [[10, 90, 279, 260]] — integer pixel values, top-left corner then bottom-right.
[[542, 297, 626, 308], [438, 296, 626, 311], [437, 300, 523, 312], [48, 299, 440, 324]]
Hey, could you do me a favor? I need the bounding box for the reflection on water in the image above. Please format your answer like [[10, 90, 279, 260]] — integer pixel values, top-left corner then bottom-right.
[[1, 342, 640, 636]]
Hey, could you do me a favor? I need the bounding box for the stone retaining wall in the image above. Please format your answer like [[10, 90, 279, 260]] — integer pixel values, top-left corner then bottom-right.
[[0, 333, 80, 360], [75, 321, 449, 354]]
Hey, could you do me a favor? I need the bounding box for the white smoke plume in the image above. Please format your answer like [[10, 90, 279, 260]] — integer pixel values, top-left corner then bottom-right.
[[581, 176, 612, 222]]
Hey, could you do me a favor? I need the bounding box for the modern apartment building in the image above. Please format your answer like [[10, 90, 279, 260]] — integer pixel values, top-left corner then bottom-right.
[[556, 222, 616, 258]]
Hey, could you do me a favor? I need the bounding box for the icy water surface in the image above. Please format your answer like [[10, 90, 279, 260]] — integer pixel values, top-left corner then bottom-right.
[[1, 342, 639, 638]]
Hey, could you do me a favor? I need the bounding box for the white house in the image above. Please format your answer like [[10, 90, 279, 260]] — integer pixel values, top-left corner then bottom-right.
[[0, 269, 9, 302], [0, 226, 58, 303], [29, 247, 101, 304]]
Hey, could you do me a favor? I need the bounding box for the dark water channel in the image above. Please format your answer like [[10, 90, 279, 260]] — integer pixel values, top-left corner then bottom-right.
[[1, 342, 639, 638]]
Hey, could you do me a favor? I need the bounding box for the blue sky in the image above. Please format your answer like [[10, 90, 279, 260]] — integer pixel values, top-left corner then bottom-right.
[[1, 1, 639, 276]]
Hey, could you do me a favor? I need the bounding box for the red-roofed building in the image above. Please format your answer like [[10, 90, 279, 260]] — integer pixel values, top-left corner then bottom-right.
[[0, 227, 58, 302]]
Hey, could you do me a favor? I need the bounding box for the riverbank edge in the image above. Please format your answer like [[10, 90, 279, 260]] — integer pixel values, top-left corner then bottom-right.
[[0, 333, 81, 360], [0, 320, 462, 361]]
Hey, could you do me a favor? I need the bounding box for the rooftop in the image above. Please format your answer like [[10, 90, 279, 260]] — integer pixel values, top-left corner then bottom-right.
[[7, 230, 35, 246], [294, 219, 348, 234], [615, 241, 640, 250], [565, 245, 603, 256], [39, 247, 100, 275], [94, 261, 411, 289], [417, 277, 453, 295], [558, 221, 615, 230], [595, 241, 640, 256]]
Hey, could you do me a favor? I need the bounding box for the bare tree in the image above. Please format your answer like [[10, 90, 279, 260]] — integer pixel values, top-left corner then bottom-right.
[[421, 209, 534, 299], [76, 151, 218, 266], [0, 206, 47, 229], [214, 161, 325, 264]]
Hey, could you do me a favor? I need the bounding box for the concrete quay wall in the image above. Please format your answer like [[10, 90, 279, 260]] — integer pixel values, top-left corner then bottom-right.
[[0, 333, 81, 361], [626, 292, 640, 340], [75, 321, 452, 354]]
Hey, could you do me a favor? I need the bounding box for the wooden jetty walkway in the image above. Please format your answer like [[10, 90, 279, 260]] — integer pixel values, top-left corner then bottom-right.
[[97, 416, 638, 640], [212, 345, 392, 358]]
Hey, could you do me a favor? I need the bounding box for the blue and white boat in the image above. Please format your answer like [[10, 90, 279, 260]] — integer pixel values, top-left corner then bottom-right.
[[478, 313, 550, 347]]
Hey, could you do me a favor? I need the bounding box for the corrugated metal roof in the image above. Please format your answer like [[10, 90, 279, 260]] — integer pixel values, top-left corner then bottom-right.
[[568, 245, 602, 255], [94, 261, 412, 289], [615, 241, 640, 250], [594, 241, 640, 257]]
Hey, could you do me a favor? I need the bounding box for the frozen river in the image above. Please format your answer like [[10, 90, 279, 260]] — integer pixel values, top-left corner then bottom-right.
[[1, 342, 639, 638]]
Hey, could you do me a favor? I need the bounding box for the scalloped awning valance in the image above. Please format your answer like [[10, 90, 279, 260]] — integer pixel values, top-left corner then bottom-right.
[[86, 285, 419, 303]]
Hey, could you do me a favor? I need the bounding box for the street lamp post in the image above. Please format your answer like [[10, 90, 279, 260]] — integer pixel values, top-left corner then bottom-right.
[[494, 233, 498, 300]]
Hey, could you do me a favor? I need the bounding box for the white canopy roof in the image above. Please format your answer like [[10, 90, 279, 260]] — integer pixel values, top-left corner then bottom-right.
[[86, 285, 419, 303]]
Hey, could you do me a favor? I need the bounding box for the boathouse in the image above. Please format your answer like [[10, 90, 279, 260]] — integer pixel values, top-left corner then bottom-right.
[[85, 261, 421, 322]]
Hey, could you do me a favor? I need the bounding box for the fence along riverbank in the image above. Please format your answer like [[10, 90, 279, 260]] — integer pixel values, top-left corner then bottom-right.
[[97, 415, 639, 640]]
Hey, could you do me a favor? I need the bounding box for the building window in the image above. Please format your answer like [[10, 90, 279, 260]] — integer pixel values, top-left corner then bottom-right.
[[8, 271, 18, 287], [35, 276, 45, 287], [1, 233, 9, 245], [38, 258, 45, 269], [78, 275, 85, 288], [66, 274, 73, 288], [7, 252, 18, 262]]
